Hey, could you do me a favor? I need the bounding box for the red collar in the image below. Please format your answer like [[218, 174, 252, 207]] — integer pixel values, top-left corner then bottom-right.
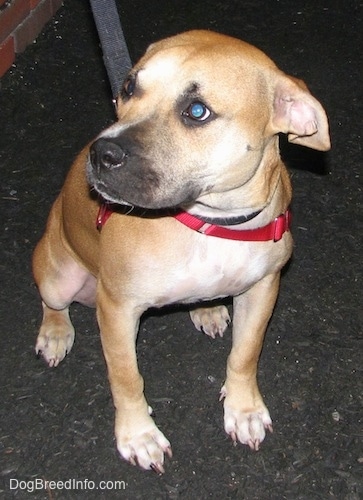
[[174, 210, 291, 241], [96, 203, 114, 230], [97, 204, 291, 242]]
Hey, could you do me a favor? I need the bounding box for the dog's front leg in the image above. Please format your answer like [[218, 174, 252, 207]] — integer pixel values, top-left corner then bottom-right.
[[222, 272, 280, 450], [97, 283, 171, 473]]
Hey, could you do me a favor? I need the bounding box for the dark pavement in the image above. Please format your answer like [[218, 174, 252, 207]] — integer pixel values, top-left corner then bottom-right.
[[0, 1, 361, 498]]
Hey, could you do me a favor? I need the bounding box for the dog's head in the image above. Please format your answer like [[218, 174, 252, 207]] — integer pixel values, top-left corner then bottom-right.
[[87, 30, 330, 211]]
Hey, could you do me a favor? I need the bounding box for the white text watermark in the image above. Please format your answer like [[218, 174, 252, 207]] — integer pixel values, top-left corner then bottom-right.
[[9, 478, 127, 493]]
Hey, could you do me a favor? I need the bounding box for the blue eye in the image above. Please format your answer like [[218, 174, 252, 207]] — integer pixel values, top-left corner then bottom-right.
[[191, 103, 205, 118], [184, 101, 211, 122]]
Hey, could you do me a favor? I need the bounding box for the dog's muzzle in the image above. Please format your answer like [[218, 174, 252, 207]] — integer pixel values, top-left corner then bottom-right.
[[87, 135, 201, 209], [87, 135, 165, 207], [89, 138, 128, 174]]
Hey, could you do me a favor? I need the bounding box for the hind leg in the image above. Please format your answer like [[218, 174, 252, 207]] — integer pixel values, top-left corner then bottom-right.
[[33, 225, 96, 367], [190, 305, 231, 338]]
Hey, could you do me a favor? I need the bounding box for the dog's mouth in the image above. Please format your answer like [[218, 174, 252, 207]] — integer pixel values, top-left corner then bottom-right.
[[87, 157, 202, 211], [90, 178, 134, 207]]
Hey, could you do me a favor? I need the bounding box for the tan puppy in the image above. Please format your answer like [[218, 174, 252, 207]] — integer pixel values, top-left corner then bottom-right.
[[33, 30, 330, 473]]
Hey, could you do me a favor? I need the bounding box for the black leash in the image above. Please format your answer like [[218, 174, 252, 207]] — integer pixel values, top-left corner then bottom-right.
[[89, 0, 132, 104]]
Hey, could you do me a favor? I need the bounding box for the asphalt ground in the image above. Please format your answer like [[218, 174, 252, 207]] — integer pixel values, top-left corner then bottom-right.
[[0, 1, 361, 498]]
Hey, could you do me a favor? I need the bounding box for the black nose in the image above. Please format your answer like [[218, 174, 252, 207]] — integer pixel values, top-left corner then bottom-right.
[[90, 138, 127, 171]]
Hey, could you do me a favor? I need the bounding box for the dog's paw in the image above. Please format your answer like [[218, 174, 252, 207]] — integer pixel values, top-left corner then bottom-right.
[[190, 305, 231, 338], [35, 312, 75, 367], [116, 421, 172, 473], [221, 386, 273, 450]]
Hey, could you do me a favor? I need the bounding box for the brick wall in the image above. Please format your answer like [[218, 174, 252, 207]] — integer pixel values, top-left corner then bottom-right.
[[0, 0, 63, 77]]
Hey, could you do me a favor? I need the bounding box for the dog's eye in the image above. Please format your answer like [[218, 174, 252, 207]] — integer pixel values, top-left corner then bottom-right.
[[122, 76, 136, 98], [183, 102, 212, 122]]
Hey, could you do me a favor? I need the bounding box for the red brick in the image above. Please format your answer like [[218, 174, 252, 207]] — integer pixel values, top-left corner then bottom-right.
[[0, 0, 30, 42], [14, 0, 53, 53], [0, 36, 15, 77], [0, 0, 63, 77], [29, 0, 42, 9]]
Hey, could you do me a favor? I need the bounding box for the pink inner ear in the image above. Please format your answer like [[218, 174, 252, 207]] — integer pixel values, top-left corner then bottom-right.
[[290, 100, 318, 136], [274, 95, 318, 136]]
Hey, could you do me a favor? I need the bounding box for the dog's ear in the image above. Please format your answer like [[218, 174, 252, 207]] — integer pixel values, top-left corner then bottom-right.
[[270, 74, 331, 151]]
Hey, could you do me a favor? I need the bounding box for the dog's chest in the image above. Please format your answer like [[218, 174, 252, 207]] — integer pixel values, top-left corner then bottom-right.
[[162, 237, 280, 305]]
